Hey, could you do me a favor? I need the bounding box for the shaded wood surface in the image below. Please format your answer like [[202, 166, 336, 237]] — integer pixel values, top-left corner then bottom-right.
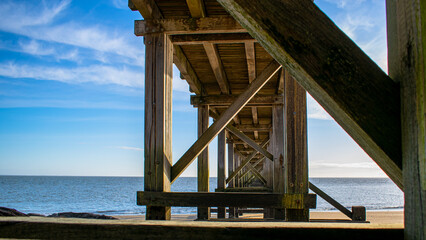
[[217, 0, 403, 189], [137, 192, 316, 209], [0, 217, 404, 240]]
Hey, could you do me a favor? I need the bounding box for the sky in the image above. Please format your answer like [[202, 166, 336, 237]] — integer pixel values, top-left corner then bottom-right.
[[0, 0, 390, 178]]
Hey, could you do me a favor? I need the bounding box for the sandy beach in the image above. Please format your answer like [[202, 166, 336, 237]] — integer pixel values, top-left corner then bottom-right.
[[116, 210, 403, 226]]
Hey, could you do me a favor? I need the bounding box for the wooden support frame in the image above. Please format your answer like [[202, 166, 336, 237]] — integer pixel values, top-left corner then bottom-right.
[[191, 95, 283, 106], [135, 17, 247, 36], [217, 130, 226, 218], [197, 105, 210, 220], [203, 43, 230, 94], [217, 0, 403, 189], [210, 111, 273, 160], [226, 138, 269, 184], [284, 75, 309, 221], [171, 61, 281, 182], [386, 0, 426, 238], [186, 0, 206, 18], [143, 33, 173, 220], [173, 46, 204, 95], [129, 0, 163, 19], [137, 192, 317, 209], [272, 104, 285, 220], [235, 150, 267, 185], [171, 33, 256, 45]]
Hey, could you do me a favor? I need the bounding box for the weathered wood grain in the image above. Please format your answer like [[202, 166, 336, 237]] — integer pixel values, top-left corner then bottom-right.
[[129, 0, 163, 19], [0, 217, 403, 240], [387, 0, 426, 238], [218, 0, 403, 189], [186, 0, 206, 18], [171, 33, 255, 45], [272, 104, 285, 220], [198, 105, 210, 220], [171, 61, 281, 182], [191, 95, 283, 106], [144, 33, 173, 220], [137, 192, 316, 209], [204, 43, 230, 94], [217, 130, 226, 218], [173, 46, 204, 95], [284, 75, 309, 221], [135, 17, 247, 36]]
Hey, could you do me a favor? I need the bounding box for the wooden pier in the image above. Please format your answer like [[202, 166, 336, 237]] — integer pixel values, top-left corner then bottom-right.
[[127, 0, 426, 238]]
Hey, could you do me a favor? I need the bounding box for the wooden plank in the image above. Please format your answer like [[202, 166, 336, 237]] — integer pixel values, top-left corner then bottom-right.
[[245, 42, 256, 83], [309, 182, 352, 220], [203, 43, 230, 94], [138, 192, 316, 209], [217, 0, 403, 189], [129, 0, 163, 19], [171, 33, 256, 45], [387, 0, 426, 238], [234, 124, 271, 132], [272, 104, 285, 220], [1, 217, 403, 240], [226, 138, 269, 184], [277, 68, 285, 94], [191, 95, 283, 106], [171, 61, 281, 182], [217, 130, 226, 218], [186, 0, 206, 18], [234, 150, 266, 185], [198, 105, 210, 220], [217, 187, 272, 192], [143, 33, 173, 220], [210, 111, 273, 160], [284, 75, 309, 221], [173, 46, 204, 95], [227, 141, 236, 218], [135, 17, 247, 36]]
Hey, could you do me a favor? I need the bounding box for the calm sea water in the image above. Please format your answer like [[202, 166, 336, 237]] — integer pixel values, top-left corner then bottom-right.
[[0, 176, 403, 216]]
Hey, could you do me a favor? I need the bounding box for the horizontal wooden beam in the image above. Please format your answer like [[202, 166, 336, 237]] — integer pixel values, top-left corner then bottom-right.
[[192, 95, 283, 106], [171, 33, 256, 45], [137, 192, 316, 209], [171, 61, 281, 183], [173, 46, 204, 95], [218, 0, 403, 189], [0, 217, 402, 240], [129, 0, 163, 19], [234, 124, 271, 132], [135, 17, 247, 36], [216, 187, 272, 192]]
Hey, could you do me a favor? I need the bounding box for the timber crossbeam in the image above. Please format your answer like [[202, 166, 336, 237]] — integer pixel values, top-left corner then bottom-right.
[[135, 17, 247, 36], [137, 192, 317, 209], [191, 95, 283, 106]]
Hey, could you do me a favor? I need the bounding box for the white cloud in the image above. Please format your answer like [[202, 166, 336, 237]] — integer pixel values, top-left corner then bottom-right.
[[0, 0, 143, 63], [116, 146, 143, 151], [307, 94, 333, 120], [0, 62, 144, 88], [111, 0, 128, 9], [310, 161, 378, 169]]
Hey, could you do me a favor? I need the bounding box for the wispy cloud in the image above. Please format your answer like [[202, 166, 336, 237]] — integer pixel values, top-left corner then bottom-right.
[[0, 62, 143, 88], [116, 146, 143, 151], [0, 0, 143, 63], [310, 161, 378, 169], [307, 94, 332, 120], [111, 0, 128, 9]]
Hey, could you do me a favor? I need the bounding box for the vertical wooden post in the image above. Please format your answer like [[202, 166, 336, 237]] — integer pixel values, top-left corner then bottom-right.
[[234, 152, 240, 217], [198, 105, 210, 220], [283, 73, 309, 222], [227, 142, 236, 218], [217, 130, 226, 218], [272, 104, 286, 220], [263, 136, 274, 219], [144, 33, 173, 220], [387, 0, 426, 238]]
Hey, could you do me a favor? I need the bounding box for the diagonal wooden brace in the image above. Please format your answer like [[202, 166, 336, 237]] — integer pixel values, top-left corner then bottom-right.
[[226, 138, 270, 184], [171, 61, 281, 183], [210, 111, 273, 160]]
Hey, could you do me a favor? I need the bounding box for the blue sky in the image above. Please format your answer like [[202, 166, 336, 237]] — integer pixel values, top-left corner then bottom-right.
[[0, 0, 389, 178]]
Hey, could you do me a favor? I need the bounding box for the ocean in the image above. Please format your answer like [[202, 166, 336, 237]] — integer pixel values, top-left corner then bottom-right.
[[0, 176, 403, 216]]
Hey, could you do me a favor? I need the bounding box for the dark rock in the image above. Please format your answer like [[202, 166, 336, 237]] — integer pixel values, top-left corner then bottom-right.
[[0, 207, 28, 217], [28, 213, 46, 217], [48, 212, 117, 220]]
